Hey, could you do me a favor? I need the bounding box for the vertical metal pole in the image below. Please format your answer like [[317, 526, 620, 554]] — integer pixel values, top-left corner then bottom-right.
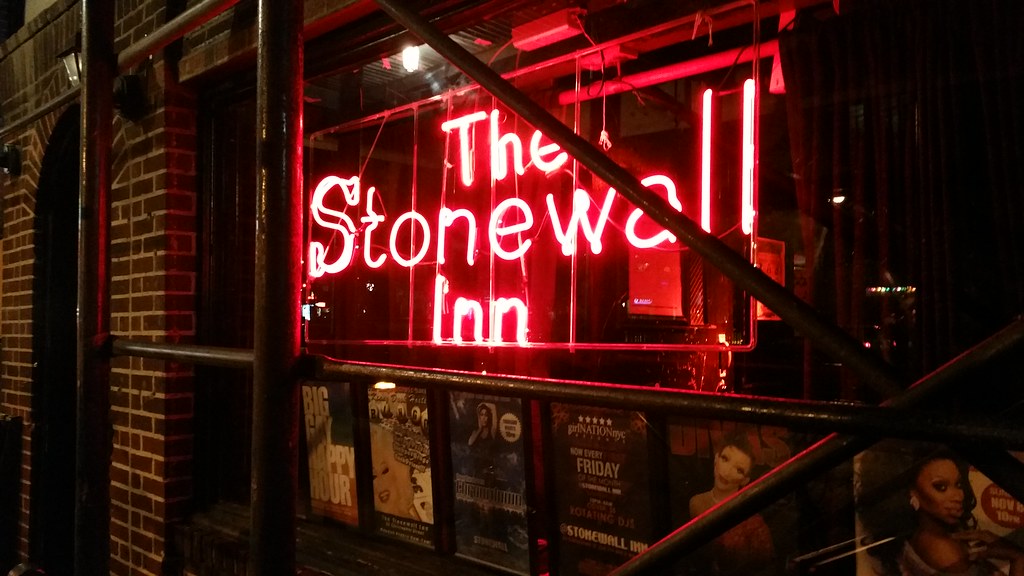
[[77, 0, 113, 573], [250, 0, 303, 573]]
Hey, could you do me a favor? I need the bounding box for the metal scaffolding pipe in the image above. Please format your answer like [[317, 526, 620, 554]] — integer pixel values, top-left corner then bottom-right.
[[610, 318, 1024, 575], [76, 0, 114, 573], [117, 0, 241, 73], [371, 0, 904, 400], [556, 39, 780, 106], [111, 338, 254, 369], [316, 358, 1024, 449], [249, 0, 304, 573], [3, 0, 238, 145]]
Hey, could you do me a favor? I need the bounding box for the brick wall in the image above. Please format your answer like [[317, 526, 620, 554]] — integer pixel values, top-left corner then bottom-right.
[[0, 0, 80, 564], [3, 0, 364, 572], [1, 0, 199, 574], [107, 46, 199, 572]]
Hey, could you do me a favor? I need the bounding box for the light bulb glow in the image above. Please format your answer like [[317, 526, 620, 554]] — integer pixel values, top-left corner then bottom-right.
[[402, 46, 420, 72]]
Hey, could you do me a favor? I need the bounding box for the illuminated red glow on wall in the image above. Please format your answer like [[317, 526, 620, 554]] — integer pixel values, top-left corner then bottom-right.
[[311, 93, 757, 344]]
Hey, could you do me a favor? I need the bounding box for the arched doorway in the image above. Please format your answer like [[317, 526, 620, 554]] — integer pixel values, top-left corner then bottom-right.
[[29, 106, 79, 575]]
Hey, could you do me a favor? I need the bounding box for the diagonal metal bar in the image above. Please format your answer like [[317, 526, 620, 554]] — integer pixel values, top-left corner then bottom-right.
[[371, 0, 903, 399], [609, 318, 1024, 575], [117, 0, 240, 73]]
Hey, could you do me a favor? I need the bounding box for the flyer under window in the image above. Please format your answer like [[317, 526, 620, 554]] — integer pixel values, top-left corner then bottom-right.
[[666, 418, 802, 576], [367, 385, 435, 547], [300, 381, 359, 526], [855, 441, 1024, 576], [449, 392, 530, 575], [551, 403, 655, 576]]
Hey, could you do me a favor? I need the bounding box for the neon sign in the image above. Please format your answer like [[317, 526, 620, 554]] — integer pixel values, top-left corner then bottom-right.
[[308, 82, 757, 348]]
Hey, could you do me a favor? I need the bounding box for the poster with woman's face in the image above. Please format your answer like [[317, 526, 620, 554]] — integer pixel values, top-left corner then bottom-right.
[[367, 385, 434, 547], [666, 418, 802, 576], [449, 392, 530, 574], [855, 441, 1024, 576]]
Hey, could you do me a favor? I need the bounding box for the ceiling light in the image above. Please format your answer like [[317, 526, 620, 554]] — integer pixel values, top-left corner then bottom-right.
[[402, 46, 420, 72]]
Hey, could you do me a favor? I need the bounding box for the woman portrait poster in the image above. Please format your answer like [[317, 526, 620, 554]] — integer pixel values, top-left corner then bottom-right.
[[448, 392, 530, 575], [367, 385, 435, 547], [856, 441, 1024, 576], [666, 418, 803, 576]]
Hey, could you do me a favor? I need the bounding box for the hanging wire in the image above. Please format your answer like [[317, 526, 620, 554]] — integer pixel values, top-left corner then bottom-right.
[[574, 11, 612, 151], [692, 10, 714, 46]]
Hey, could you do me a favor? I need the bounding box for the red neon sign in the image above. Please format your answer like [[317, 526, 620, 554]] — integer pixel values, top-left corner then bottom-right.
[[309, 82, 757, 348]]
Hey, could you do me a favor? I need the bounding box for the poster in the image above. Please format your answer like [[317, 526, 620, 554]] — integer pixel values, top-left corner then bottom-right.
[[551, 403, 655, 576], [855, 441, 1024, 576], [367, 385, 435, 547], [666, 418, 800, 576], [754, 237, 785, 321], [300, 381, 359, 526], [450, 392, 530, 574]]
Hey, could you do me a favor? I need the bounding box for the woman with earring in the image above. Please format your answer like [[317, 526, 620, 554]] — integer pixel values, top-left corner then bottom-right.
[[860, 448, 1024, 575]]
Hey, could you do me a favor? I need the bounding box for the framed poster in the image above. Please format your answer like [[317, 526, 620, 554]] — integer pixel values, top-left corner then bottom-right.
[[450, 392, 530, 574], [300, 381, 359, 526], [551, 403, 655, 576], [367, 385, 435, 547], [855, 441, 1024, 576], [666, 418, 801, 576], [754, 237, 785, 321]]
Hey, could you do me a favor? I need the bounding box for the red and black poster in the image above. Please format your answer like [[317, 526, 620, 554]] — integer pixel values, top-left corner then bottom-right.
[[367, 385, 435, 547], [449, 392, 530, 574], [666, 418, 800, 576], [551, 403, 655, 576], [300, 381, 359, 526]]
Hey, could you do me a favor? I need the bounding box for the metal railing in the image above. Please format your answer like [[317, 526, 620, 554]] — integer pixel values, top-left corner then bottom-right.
[[109, 317, 1024, 575]]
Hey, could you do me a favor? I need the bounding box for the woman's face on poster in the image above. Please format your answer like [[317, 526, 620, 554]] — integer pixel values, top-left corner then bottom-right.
[[912, 459, 965, 526], [478, 406, 492, 430], [370, 428, 414, 517], [714, 445, 752, 492]]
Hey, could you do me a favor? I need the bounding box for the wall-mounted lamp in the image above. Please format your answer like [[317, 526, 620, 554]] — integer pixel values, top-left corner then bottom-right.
[[59, 47, 81, 88], [0, 144, 21, 177], [58, 40, 146, 121], [114, 74, 147, 121]]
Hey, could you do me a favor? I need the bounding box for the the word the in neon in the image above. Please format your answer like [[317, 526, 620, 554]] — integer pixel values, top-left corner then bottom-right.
[[441, 110, 568, 186]]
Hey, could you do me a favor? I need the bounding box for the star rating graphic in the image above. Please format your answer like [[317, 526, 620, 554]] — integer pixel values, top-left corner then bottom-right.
[[577, 415, 612, 426]]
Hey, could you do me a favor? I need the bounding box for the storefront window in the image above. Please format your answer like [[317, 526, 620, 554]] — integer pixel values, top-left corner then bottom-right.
[[298, 2, 796, 391], [196, 0, 1024, 573]]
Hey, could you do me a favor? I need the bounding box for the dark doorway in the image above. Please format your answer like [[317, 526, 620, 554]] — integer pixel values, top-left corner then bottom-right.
[[30, 106, 79, 576]]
